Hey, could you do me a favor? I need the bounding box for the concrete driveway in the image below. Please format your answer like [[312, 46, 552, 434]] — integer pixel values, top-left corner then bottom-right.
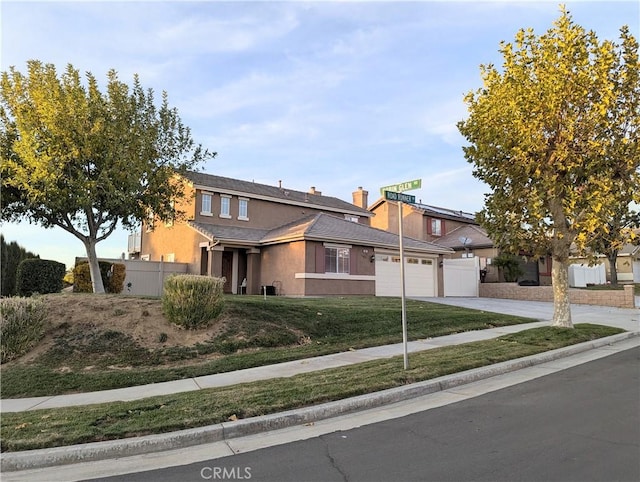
[[416, 297, 639, 332]]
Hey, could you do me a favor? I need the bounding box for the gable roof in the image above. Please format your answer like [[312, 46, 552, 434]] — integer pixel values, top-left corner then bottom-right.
[[436, 224, 494, 250], [189, 213, 453, 255], [183, 171, 371, 218], [369, 198, 477, 223]]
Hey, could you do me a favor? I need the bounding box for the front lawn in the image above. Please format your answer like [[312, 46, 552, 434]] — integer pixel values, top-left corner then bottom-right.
[[0, 295, 535, 398]]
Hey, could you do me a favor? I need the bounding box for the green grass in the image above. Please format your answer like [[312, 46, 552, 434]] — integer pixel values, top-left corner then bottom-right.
[[0, 323, 623, 452], [579, 283, 639, 294], [1, 296, 536, 398]]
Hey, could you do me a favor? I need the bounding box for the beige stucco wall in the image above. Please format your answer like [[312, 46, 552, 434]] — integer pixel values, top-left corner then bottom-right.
[[140, 222, 206, 275], [260, 242, 307, 296], [140, 179, 207, 275], [193, 190, 369, 229]]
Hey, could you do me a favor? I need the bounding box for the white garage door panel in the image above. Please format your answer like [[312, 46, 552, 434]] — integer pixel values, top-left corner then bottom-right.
[[375, 255, 435, 297]]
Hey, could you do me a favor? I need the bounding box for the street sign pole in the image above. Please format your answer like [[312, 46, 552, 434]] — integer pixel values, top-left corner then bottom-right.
[[398, 200, 409, 370], [382, 179, 420, 371]]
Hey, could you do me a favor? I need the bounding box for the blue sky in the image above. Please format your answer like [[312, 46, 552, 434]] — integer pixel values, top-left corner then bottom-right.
[[2, 1, 638, 269]]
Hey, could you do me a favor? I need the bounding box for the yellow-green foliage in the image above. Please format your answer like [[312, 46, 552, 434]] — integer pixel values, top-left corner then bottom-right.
[[73, 262, 126, 293], [109, 264, 126, 294], [162, 275, 225, 329], [0, 297, 47, 363]]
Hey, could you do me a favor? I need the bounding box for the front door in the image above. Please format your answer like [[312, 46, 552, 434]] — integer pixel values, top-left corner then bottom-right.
[[200, 247, 209, 275], [222, 251, 233, 293]]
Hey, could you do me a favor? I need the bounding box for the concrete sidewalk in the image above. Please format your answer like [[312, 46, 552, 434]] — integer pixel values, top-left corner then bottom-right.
[[4, 322, 550, 413], [2, 298, 638, 414]]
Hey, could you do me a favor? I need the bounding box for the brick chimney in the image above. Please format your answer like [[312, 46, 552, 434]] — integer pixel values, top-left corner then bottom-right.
[[352, 186, 369, 209], [309, 186, 322, 195]]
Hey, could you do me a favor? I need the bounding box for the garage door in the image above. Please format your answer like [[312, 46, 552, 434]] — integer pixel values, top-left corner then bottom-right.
[[375, 253, 436, 297]]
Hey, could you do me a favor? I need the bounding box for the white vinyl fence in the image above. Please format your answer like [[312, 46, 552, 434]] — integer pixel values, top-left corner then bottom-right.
[[75, 257, 188, 296], [443, 257, 480, 297], [568, 263, 606, 288]]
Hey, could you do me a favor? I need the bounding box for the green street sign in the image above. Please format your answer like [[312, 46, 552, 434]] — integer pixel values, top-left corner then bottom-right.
[[379, 179, 421, 195], [384, 191, 416, 203]]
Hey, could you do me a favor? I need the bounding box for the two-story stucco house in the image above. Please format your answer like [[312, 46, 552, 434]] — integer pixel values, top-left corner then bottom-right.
[[137, 172, 453, 297], [369, 197, 552, 285]]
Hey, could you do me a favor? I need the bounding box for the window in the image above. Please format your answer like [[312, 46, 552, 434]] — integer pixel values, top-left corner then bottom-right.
[[407, 258, 419, 264], [325, 247, 350, 274], [238, 198, 249, 220], [220, 195, 231, 218], [431, 218, 442, 236], [201, 193, 212, 215], [344, 214, 359, 223]]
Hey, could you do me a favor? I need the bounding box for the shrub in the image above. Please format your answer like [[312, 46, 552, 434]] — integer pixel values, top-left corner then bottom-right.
[[0, 297, 48, 363], [162, 275, 225, 329], [73, 261, 126, 293], [492, 253, 525, 282], [15, 259, 66, 296], [109, 263, 126, 294]]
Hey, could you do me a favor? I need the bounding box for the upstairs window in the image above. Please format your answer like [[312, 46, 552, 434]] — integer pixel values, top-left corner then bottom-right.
[[431, 218, 442, 236], [201, 193, 212, 215], [238, 198, 249, 221], [325, 247, 350, 274], [220, 195, 231, 218]]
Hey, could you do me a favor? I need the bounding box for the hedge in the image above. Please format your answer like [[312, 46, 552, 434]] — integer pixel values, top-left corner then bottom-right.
[[15, 259, 65, 297]]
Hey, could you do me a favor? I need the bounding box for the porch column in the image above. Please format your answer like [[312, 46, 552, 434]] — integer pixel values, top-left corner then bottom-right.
[[246, 248, 261, 295], [210, 245, 224, 278]]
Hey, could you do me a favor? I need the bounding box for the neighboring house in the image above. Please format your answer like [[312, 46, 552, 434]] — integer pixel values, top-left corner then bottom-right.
[[368, 197, 552, 285], [570, 241, 640, 284], [369, 199, 477, 243], [133, 173, 453, 297]]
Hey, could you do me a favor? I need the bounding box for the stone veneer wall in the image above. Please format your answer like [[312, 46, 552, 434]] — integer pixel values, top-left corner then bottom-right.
[[479, 283, 636, 308]]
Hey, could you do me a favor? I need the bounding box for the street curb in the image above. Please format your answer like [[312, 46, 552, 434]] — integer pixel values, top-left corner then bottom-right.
[[2, 331, 638, 472]]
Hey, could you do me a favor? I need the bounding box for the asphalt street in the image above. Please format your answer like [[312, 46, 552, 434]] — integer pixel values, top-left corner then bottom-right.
[[89, 345, 640, 482]]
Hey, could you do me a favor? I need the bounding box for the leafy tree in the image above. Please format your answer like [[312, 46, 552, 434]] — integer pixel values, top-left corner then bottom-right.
[[1, 61, 214, 293], [458, 8, 640, 327], [588, 208, 639, 285]]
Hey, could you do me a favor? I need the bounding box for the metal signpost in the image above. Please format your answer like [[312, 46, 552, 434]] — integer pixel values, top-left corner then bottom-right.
[[381, 179, 421, 370]]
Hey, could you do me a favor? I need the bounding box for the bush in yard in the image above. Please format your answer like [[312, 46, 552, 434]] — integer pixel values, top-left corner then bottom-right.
[[73, 261, 126, 293], [0, 296, 47, 363], [15, 259, 66, 296], [162, 275, 225, 329], [492, 254, 525, 282]]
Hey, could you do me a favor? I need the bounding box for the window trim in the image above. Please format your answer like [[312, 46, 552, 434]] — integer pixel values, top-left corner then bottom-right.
[[201, 192, 213, 216], [431, 218, 442, 236], [324, 246, 350, 274], [238, 197, 249, 221], [219, 194, 231, 219]]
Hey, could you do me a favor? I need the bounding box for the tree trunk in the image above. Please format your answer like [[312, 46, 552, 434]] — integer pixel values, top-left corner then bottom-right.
[[84, 240, 106, 294], [608, 251, 619, 286], [551, 256, 573, 328]]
